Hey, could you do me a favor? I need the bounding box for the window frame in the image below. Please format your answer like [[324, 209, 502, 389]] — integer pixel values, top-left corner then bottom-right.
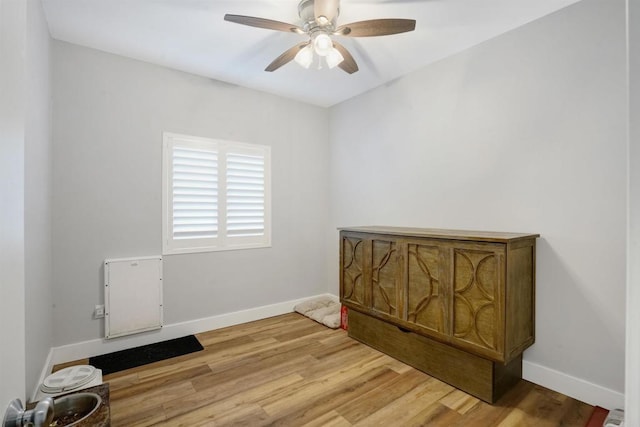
[[162, 132, 271, 255]]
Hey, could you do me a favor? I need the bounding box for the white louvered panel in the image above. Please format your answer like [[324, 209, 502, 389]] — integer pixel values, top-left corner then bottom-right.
[[172, 146, 218, 240], [163, 132, 271, 254], [226, 151, 265, 237]]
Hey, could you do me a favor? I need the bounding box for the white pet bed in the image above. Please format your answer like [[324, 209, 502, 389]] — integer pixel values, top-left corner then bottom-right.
[[294, 296, 341, 329]]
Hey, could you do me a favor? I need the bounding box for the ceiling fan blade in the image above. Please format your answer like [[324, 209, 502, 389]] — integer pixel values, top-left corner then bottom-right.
[[314, 0, 340, 23], [332, 41, 359, 74], [335, 18, 416, 37], [265, 42, 310, 72], [224, 14, 304, 34]]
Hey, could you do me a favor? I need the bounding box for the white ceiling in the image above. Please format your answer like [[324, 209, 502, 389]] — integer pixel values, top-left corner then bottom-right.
[[42, 0, 582, 107]]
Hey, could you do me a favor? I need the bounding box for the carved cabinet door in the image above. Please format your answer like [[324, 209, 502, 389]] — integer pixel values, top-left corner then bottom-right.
[[370, 239, 399, 317], [405, 241, 446, 337], [449, 243, 505, 360], [341, 233, 401, 316], [341, 234, 367, 310]]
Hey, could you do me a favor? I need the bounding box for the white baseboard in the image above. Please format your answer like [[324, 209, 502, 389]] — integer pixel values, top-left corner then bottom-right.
[[31, 348, 54, 403], [49, 293, 337, 367], [523, 360, 625, 410]]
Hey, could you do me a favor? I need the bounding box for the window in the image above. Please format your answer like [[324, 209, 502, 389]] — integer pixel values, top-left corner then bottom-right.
[[162, 132, 271, 254]]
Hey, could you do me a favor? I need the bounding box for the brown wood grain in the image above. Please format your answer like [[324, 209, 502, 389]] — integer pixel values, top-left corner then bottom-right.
[[338, 226, 539, 243], [53, 313, 590, 426], [339, 227, 538, 401], [348, 308, 519, 403]]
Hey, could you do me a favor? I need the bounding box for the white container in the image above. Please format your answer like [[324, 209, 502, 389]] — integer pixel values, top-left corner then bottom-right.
[[34, 365, 103, 402]]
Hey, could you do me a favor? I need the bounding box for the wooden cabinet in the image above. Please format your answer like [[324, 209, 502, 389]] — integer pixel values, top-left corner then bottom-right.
[[340, 227, 538, 403]]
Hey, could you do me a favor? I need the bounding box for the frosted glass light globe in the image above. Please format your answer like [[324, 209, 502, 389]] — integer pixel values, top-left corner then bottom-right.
[[294, 44, 314, 69], [325, 48, 344, 69], [313, 33, 333, 57]]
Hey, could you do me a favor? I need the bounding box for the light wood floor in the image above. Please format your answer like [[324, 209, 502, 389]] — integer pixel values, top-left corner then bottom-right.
[[55, 313, 593, 426]]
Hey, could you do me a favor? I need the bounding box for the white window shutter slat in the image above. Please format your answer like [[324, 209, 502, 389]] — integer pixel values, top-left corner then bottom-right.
[[226, 152, 266, 237], [172, 146, 218, 240]]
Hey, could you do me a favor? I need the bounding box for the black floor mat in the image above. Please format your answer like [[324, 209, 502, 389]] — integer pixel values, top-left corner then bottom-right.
[[89, 335, 204, 375]]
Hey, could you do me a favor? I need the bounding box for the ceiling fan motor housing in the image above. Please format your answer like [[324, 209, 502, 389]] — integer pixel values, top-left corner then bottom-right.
[[298, 0, 339, 32]]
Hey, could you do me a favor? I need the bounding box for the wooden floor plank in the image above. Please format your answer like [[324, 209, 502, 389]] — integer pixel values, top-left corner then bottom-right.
[[301, 410, 352, 427], [450, 380, 533, 427], [404, 402, 463, 427], [439, 389, 481, 415], [110, 404, 166, 427], [559, 396, 596, 425], [335, 368, 432, 423], [163, 373, 304, 424], [192, 354, 317, 393], [353, 377, 455, 426], [267, 367, 399, 427], [53, 313, 592, 427], [110, 364, 211, 400], [259, 353, 388, 416], [109, 380, 195, 416]]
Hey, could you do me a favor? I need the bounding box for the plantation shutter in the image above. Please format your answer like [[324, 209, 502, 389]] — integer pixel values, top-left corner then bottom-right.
[[163, 133, 271, 254], [171, 145, 218, 240], [226, 150, 266, 238]]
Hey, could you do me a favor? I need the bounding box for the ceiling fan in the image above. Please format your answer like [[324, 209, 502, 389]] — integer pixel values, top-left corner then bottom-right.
[[224, 0, 416, 74]]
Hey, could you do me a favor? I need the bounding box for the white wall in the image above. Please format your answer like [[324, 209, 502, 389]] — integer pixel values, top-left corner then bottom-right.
[[329, 0, 626, 408], [25, 0, 53, 400], [1, 0, 53, 413], [627, 0, 640, 423], [0, 0, 27, 416], [51, 42, 330, 346]]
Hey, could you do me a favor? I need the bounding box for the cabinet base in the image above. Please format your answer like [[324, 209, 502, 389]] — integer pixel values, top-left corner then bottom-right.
[[348, 310, 522, 403]]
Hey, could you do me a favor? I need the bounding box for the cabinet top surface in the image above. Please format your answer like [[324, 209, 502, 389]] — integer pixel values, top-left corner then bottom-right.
[[339, 226, 539, 243]]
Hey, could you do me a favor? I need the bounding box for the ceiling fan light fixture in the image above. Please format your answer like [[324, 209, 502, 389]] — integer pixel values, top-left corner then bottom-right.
[[313, 33, 333, 56], [325, 47, 344, 69], [224, 0, 416, 74], [294, 44, 314, 69]]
